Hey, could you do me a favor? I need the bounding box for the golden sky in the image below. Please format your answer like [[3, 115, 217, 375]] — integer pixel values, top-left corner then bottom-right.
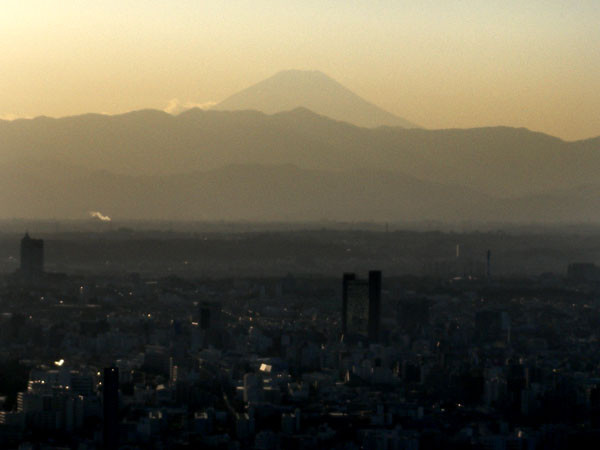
[[2, 1, 599, 140]]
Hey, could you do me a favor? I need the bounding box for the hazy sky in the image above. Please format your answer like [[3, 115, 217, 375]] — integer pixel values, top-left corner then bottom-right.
[[2, 1, 599, 140]]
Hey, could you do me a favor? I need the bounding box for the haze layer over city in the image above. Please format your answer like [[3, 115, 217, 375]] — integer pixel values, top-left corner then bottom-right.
[[1, 2, 600, 450]]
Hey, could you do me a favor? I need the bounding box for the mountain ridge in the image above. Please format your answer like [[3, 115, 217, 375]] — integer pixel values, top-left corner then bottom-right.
[[4, 160, 600, 223], [3, 107, 592, 142], [1, 107, 599, 199]]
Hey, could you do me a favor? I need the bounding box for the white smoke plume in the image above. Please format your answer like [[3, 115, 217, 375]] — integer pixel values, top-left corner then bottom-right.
[[90, 211, 112, 222]]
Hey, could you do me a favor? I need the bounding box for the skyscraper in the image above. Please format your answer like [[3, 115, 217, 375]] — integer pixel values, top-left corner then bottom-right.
[[367, 270, 382, 343], [199, 301, 222, 330], [20, 233, 44, 277], [341, 273, 356, 336], [342, 271, 382, 344], [103, 367, 119, 449]]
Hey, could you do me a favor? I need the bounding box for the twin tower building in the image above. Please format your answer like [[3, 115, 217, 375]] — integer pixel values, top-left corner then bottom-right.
[[342, 270, 382, 344]]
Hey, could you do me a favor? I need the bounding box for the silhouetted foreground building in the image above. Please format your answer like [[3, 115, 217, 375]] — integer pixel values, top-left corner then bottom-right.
[[342, 270, 382, 343], [103, 367, 119, 449], [20, 233, 44, 277]]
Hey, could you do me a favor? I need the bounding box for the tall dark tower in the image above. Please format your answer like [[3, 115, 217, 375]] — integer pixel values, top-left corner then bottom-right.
[[368, 270, 382, 344], [486, 250, 492, 280], [198, 301, 222, 331], [341, 273, 356, 336], [20, 233, 44, 276], [341, 271, 382, 344], [103, 367, 119, 449]]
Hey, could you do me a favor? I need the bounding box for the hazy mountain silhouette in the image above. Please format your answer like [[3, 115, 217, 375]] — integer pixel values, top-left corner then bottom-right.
[[0, 160, 501, 222], [214, 70, 418, 129], [4, 160, 600, 223], [2, 108, 599, 202]]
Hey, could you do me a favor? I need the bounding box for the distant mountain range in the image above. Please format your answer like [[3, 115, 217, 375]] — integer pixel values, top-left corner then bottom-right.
[[213, 70, 417, 129], [1, 70, 599, 223], [2, 107, 598, 196], [3, 160, 600, 223]]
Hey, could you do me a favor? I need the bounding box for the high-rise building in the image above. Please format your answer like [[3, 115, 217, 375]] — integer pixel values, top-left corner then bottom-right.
[[20, 233, 44, 276], [199, 301, 222, 331], [103, 367, 119, 449], [342, 272, 366, 337], [341, 273, 356, 336], [367, 270, 382, 343], [342, 270, 382, 343]]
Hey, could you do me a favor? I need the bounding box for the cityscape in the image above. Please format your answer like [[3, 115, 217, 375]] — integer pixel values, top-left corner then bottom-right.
[[2, 229, 600, 449]]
